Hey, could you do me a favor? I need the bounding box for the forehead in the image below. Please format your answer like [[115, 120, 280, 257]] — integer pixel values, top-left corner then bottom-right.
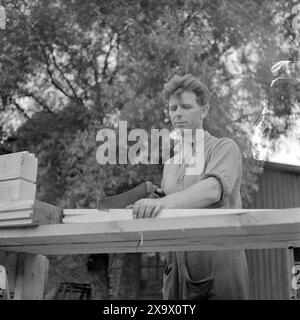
[[168, 90, 198, 106]]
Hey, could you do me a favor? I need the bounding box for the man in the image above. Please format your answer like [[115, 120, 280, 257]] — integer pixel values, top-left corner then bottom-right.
[[132, 74, 249, 300]]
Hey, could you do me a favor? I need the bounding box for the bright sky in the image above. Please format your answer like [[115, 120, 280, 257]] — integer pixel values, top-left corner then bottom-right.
[[269, 119, 300, 166]]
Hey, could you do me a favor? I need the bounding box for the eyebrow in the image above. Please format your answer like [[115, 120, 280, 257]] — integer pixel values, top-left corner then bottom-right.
[[169, 103, 193, 108]]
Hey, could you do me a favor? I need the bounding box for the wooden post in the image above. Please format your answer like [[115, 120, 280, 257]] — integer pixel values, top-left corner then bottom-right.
[[14, 253, 49, 300], [0, 251, 49, 300]]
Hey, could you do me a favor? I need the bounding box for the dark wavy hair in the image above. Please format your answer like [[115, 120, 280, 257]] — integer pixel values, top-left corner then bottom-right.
[[163, 74, 210, 106]]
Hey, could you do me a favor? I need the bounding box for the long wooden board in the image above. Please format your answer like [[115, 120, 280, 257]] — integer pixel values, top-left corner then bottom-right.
[[0, 200, 35, 227], [63, 208, 276, 223], [0, 208, 299, 254]]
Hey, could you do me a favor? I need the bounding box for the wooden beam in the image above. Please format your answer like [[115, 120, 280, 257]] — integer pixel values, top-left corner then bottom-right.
[[13, 253, 49, 300], [0, 251, 48, 299], [33, 200, 63, 225], [63, 208, 276, 223], [0, 152, 38, 224], [0, 179, 36, 203], [0, 152, 38, 183], [0, 200, 63, 228], [0, 208, 299, 254]]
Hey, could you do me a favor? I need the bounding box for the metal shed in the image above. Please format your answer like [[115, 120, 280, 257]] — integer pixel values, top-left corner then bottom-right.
[[245, 161, 300, 300]]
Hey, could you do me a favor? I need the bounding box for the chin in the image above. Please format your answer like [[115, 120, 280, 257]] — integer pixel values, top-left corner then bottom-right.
[[174, 124, 190, 129]]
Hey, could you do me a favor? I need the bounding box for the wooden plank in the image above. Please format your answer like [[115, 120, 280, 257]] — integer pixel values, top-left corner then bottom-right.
[[0, 199, 34, 212], [0, 199, 34, 226], [0, 219, 34, 227], [0, 210, 32, 221], [14, 253, 48, 300], [32, 200, 63, 225], [0, 200, 62, 228], [1, 239, 300, 255], [0, 152, 38, 183], [2, 208, 300, 240], [3, 208, 299, 243], [0, 179, 36, 203], [1, 230, 299, 253], [0, 208, 299, 254], [1, 227, 299, 249], [63, 208, 276, 223]]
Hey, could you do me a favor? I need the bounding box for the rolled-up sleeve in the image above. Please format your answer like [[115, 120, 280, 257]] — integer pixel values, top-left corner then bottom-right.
[[202, 139, 242, 208]]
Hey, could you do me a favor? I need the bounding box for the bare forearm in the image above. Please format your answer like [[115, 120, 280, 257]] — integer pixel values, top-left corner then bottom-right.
[[161, 177, 221, 209]]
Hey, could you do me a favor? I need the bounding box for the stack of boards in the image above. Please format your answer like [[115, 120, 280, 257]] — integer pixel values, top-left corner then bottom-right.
[[0, 152, 38, 227]]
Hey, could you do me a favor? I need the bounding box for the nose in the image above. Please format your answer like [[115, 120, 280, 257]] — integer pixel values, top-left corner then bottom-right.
[[173, 105, 183, 120]]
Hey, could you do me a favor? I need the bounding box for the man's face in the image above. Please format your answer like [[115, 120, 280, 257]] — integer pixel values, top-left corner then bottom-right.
[[168, 90, 206, 130]]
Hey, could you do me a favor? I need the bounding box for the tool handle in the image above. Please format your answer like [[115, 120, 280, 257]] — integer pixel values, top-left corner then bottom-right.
[[97, 181, 165, 209]]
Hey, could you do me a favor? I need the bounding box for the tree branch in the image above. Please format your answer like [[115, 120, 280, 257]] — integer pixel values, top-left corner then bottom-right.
[[38, 39, 77, 102], [178, 2, 210, 37], [92, 56, 99, 86], [108, 33, 120, 85], [12, 99, 30, 119], [47, 46, 84, 105], [23, 92, 53, 113], [102, 31, 116, 79], [178, 11, 198, 37]]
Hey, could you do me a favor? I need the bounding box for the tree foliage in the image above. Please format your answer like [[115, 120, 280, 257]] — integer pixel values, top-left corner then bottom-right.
[[0, 0, 299, 298]]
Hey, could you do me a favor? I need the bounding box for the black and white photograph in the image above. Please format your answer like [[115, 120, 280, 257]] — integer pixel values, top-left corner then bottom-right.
[[0, 0, 300, 306]]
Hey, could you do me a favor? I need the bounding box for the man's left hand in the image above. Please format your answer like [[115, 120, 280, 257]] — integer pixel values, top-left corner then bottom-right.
[[131, 198, 165, 219]]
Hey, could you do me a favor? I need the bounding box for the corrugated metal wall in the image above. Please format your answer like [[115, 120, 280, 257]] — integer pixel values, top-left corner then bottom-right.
[[245, 162, 300, 300]]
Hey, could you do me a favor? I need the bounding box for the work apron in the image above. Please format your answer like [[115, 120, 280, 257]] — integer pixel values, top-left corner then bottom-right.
[[161, 131, 249, 300], [162, 250, 249, 300]]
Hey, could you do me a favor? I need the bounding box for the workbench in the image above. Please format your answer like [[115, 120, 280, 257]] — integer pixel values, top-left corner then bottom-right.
[[0, 152, 299, 299]]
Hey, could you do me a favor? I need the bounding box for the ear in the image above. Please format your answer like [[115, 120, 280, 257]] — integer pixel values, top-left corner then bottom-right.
[[201, 105, 210, 118]]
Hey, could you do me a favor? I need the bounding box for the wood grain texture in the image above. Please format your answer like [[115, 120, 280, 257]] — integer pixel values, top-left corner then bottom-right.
[[32, 200, 63, 225], [0, 152, 38, 183], [0, 179, 36, 203], [13, 253, 48, 300], [0, 200, 63, 228], [0, 208, 299, 254], [0, 251, 48, 300]]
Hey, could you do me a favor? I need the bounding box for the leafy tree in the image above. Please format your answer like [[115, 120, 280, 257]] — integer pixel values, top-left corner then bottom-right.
[[1, 0, 298, 298]]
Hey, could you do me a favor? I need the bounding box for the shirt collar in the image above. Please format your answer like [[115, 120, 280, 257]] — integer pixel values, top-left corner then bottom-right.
[[175, 129, 208, 153]]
